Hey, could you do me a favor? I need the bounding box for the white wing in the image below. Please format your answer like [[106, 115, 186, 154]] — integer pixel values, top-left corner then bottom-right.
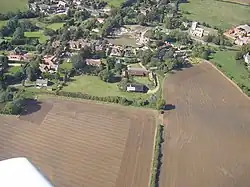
[[0, 157, 54, 187]]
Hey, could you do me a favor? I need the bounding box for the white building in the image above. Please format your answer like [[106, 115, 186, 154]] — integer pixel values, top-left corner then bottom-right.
[[244, 52, 250, 66]]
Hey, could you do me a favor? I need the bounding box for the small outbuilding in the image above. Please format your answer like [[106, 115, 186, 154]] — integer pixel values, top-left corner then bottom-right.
[[126, 84, 147, 93], [36, 79, 48, 88]]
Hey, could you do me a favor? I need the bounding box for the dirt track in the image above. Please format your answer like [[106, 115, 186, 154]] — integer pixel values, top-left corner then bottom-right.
[[0, 99, 156, 187], [160, 62, 250, 187]]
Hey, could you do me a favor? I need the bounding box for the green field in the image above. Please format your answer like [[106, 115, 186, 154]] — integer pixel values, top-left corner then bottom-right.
[[46, 23, 64, 30], [60, 61, 72, 71], [211, 50, 250, 88], [62, 75, 149, 99], [180, 0, 250, 29], [0, 21, 7, 28], [0, 0, 28, 13], [104, 0, 125, 7], [24, 31, 49, 43], [8, 66, 20, 74]]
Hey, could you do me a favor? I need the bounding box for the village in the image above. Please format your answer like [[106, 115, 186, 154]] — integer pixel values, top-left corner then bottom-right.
[[0, 0, 249, 109]]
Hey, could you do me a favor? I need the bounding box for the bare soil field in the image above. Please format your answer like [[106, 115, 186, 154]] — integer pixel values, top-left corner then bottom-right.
[[160, 62, 250, 187], [0, 98, 156, 187]]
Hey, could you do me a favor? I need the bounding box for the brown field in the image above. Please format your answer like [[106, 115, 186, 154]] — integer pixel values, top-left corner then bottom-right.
[[160, 62, 250, 187], [0, 98, 156, 187]]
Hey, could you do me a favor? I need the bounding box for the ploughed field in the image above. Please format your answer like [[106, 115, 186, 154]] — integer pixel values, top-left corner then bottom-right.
[[0, 98, 156, 187], [161, 62, 250, 187]]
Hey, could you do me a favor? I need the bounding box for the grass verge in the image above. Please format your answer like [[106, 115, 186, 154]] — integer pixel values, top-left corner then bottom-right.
[[150, 124, 164, 187], [210, 50, 250, 96]]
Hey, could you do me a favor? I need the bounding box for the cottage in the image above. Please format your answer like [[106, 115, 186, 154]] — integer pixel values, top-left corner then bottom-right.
[[97, 18, 105, 24], [40, 55, 59, 73], [235, 37, 250, 46], [236, 24, 250, 36], [68, 39, 91, 50], [126, 84, 147, 93], [7, 55, 28, 62], [86, 59, 102, 66], [244, 52, 250, 66], [109, 46, 124, 57], [57, 1, 67, 7], [36, 79, 48, 88], [126, 67, 149, 76]]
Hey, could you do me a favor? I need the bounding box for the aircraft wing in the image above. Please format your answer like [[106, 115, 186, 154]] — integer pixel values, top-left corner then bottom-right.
[[0, 157, 54, 187]]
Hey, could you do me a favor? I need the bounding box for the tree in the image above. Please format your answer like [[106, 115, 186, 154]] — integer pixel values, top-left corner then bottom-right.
[[98, 69, 113, 82], [106, 57, 116, 70], [0, 55, 9, 69], [137, 13, 147, 26], [114, 63, 123, 73], [44, 28, 56, 36], [156, 99, 166, 110], [13, 27, 24, 40], [71, 54, 86, 70]]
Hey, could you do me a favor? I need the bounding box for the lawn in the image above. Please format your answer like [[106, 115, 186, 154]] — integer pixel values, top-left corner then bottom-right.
[[46, 23, 64, 30], [103, 0, 125, 7], [210, 50, 250, 88], [8, 66, 20, 74], [0, 20, 7, 28], [133, 76, 155, 89], [128, 63, 142, 68], [62, 75, 150, 99], [60, 61, 72, 71], [24, 31, 49, 43], [180, 0, 250, 29], [107, 35, 138, 47], [0, 0, 28, 13]]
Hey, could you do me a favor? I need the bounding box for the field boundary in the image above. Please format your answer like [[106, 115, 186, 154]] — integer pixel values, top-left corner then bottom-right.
[[149, 124, 164, 187], [37, 94, 157, 112], [205, 60, 250, 100]]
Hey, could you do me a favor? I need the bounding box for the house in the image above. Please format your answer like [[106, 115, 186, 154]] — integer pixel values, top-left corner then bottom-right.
[[126, 67, 149, 76], [7, 55, 28, 62], [97, 18, 105, 24], [235, 37, 250, 46], [124, 47, 136, 57], [236, 24, 250, 36], [224, 24, 250, 45], [36, 79, 48, 88], [126, 84, 147, 93], [191, 21, 198, 31], [191, 27, 204, 37], [109, 46, 124, 57], [68, 39, 91, 50], [244, 52, 250, 66], [57, 1, 67, 7], [40, 55, 59, 73], [86, 59, 102, 66]]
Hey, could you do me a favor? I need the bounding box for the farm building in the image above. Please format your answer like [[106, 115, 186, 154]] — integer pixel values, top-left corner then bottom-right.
[[244, 52, 250, 66], [126, 68, 149, 76], [36, 79, 48, 88], [86, 59, 102, 67], [126, 84, 148, 93]]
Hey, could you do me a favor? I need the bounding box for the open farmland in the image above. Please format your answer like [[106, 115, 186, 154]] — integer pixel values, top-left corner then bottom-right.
[[0, 0, 28, 13], [160, 62, 250, 187], [0, 98, 156, 187], [180, 0, 250, 29]]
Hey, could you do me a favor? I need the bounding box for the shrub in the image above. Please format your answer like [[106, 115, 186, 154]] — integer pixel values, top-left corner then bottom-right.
[[150, 124, 164, 187]]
